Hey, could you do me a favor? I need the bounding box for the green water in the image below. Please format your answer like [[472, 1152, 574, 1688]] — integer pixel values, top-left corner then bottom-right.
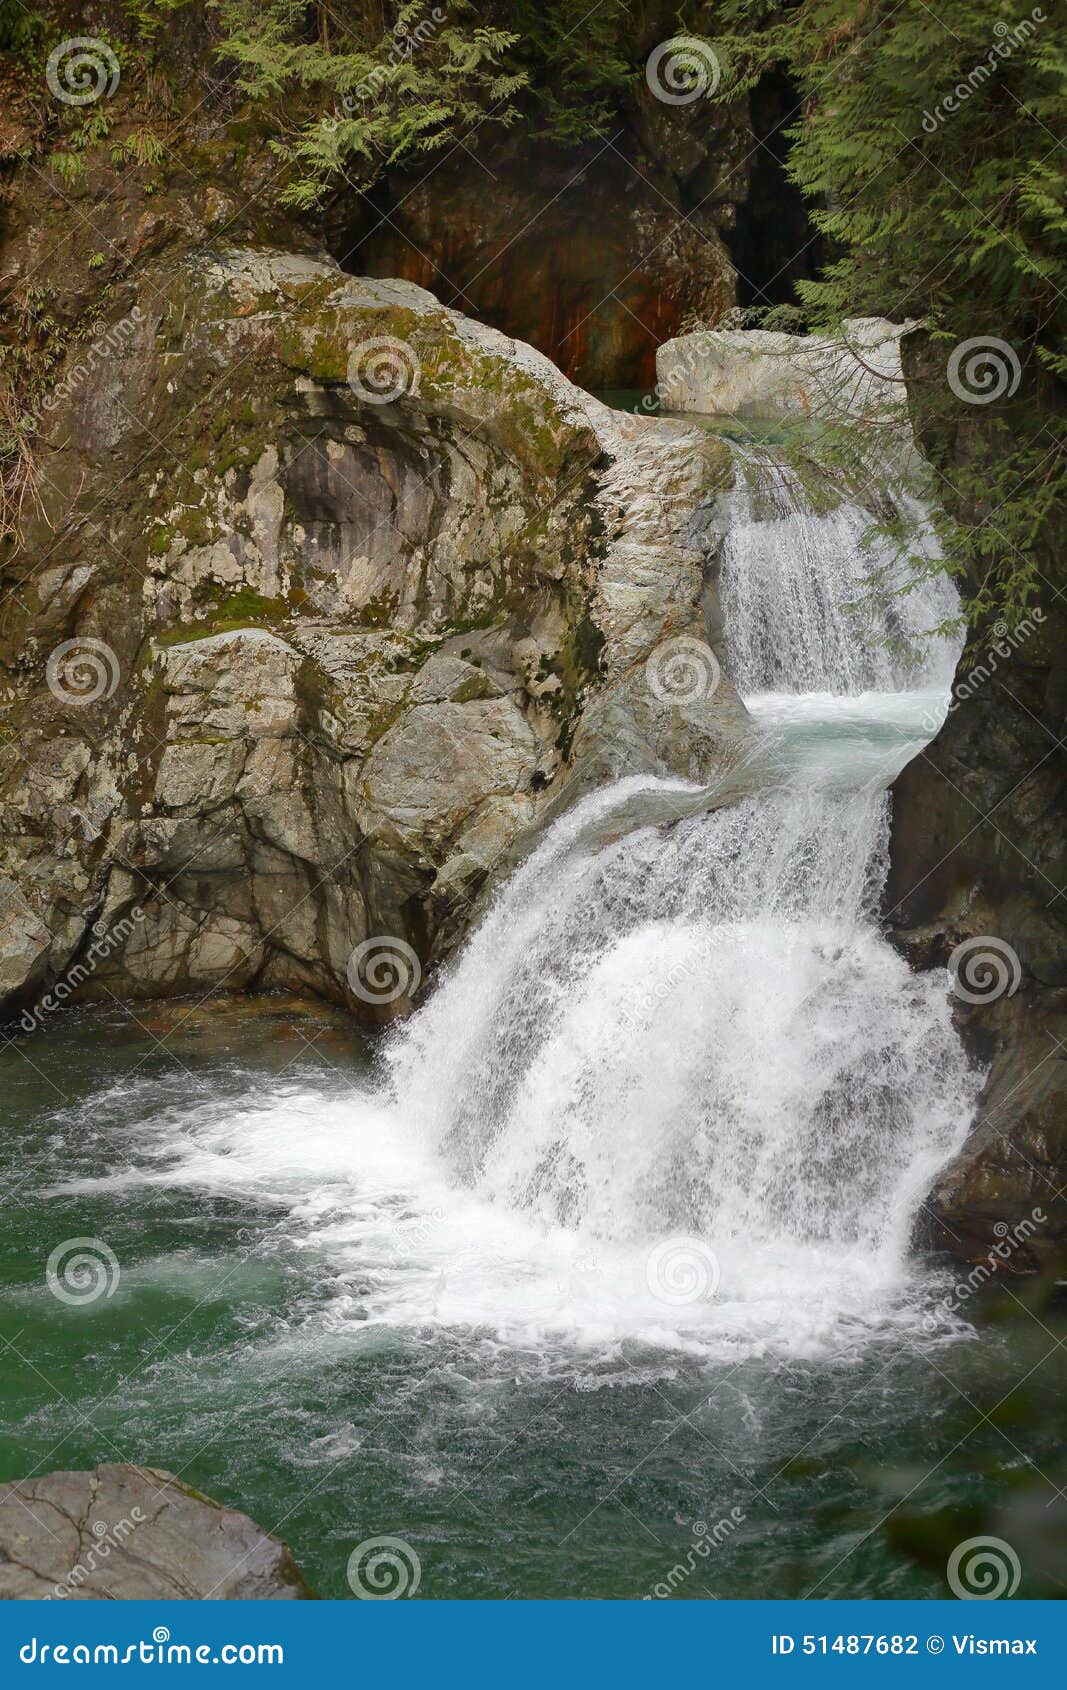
[[593, 390, 809, 448], [0, 1002, 1062, 1600], [593, 388, 660, 416]]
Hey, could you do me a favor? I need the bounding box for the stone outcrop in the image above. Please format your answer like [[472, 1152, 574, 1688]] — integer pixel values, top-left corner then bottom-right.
[[0, 1465, 312, 1600], [0, 249, 749, 1023], [657, 318, 915, 423]]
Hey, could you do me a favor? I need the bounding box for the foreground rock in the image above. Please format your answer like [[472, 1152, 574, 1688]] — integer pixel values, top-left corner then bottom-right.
[[0, 249, 749, 1022], [0, 1465, 312, 1600], [657, 318, 914, 424]]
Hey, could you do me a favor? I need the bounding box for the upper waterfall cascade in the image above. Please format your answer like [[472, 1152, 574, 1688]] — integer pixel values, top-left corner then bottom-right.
[[718, 452, 960, 696]]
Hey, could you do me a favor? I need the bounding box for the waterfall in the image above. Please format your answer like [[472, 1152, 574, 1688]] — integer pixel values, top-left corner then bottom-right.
[[388, 775, 973, 1266], [54, 441, 981, 1362], [718, 451, 960, 696], [381, 443, 980, 1353]]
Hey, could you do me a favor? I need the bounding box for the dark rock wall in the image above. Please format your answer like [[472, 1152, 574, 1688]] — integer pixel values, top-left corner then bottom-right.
[[726, 71, 825, 312], [886, 334, 1067, 1271], [342, 100, 754, 389]]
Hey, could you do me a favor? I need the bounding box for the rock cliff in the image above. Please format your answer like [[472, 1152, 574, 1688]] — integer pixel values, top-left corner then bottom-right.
[[887, 608, 1067, 1272], [350, 118, 741, 390], [0, 249, 748, 1023]]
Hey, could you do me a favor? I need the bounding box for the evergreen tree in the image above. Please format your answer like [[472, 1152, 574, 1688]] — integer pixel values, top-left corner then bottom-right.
[[716, 0, 1067, 624]]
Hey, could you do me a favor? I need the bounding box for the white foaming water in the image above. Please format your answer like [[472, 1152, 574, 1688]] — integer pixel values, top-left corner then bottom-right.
[[382, 699, 977, 1357], [49, 452, 978, 1364], [372, 459, 977, 1355], [719, 453, 960, 696]]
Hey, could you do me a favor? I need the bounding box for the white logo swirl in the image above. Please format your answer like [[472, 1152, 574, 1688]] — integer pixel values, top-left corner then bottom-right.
[[947, 337, 1021, 405], [948, 936, 1021, 1004], [646, 37, 721, 106], [347, 337, 421, 404], [947, 1535, 1021, 1599], [46, 38, 121, 107], [46, 638, 120, 706], [46, 1238, 120, 1306], [646, 635, 721, 705], [346, 936, 422, 1005], [152, 1628, 170, 1645], [645, 1237, 720, 1305], [346, 1536, 421, 1599]]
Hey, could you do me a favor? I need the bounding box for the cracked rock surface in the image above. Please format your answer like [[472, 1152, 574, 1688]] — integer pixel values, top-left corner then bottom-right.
[[0, 1464, 313, 1600]]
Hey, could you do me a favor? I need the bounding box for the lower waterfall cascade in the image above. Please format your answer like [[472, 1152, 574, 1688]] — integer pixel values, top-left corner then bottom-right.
[[371, 445, 981, 1354]]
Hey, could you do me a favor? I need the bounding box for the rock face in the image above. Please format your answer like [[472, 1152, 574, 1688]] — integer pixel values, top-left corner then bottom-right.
[[0, 1465, 312, 1599], [350, 118, 743, 390], [0, 249, 749, 1023], [657, 318, 914, 422], [886, 336, 1067, 1273], [886, 609, 1067, 1272]]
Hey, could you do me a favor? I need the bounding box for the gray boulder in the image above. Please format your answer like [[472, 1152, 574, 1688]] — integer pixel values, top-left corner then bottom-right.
[[0, 1465, 313, 1600], [657, 317, 915, 424]]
